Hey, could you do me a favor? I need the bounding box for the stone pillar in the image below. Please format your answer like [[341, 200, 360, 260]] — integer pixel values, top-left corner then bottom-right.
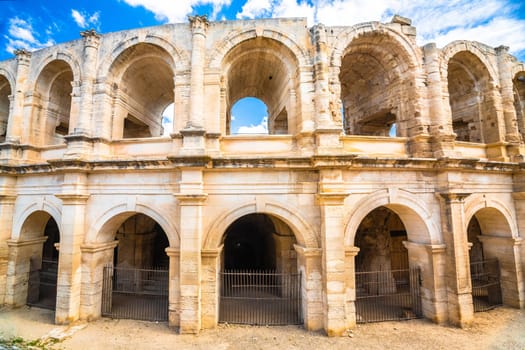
[[55, 181, 89, 324], [5, 237, 47, 306], [5, 49, 31, 144], [311, 24, 331, 129], [317, 186, 348, 336], [438, 193, 474, 327], [403, 241, 448, 323], [79, 241, 118, 320], [0, 192, 15, 304], [186, 15, 208, 130], [496, 46, 523, 160], [201, 246, 222, 329], [424, 43, 456, 158], [477, 235, 524, 308], [294, 245, 323, 331], [175, 175, 207, 334], [166, 247, 180, 328], [513, 192, 525, 290], [343, 246, 359, 328]]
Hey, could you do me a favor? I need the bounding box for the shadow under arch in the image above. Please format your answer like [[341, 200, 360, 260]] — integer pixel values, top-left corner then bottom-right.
[[463, 195, 518, 238], [441, 41, 499, 84], [203, 200, 318, 250], [344, 189, 439, 246], [86, 203, 179, 248], [13, 200, 62, 241]]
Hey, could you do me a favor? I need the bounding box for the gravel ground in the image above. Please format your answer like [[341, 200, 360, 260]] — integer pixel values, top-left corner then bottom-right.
[[0, 306, 524, 349]]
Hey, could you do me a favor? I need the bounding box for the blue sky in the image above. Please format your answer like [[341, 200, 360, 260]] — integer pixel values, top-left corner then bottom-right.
[[1, 0, 525, 134]]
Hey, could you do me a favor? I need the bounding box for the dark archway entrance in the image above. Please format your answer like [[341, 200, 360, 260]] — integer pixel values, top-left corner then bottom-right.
[[467, 215, 503, 312], [102, 214, 169, 321], [27, 217, 59, 310], [354, 206, 422, 322], [219, 213, 302, 325]]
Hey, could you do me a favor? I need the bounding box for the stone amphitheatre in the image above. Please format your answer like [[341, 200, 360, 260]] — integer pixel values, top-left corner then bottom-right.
[[0, 14, 524, 337]]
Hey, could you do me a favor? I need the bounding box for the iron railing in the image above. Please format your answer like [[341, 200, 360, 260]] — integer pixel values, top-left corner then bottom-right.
[[102, 265, 169, 321], [355, 267, 422, 323], [219, 270, 302, 325], [470, 259, 502, 312]]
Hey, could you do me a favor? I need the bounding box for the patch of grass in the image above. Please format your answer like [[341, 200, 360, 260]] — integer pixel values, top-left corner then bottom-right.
[[0, 335, 61, 349]]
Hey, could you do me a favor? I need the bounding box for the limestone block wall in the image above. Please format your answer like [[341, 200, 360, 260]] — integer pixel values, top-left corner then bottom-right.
[[0, 15, 524, 336]]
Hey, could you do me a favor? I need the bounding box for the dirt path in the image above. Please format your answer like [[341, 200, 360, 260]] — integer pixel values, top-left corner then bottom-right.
[[1, 306, 524, 349]]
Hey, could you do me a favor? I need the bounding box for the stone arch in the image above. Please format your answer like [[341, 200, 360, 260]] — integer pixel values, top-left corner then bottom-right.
[[12, 198, 62, 241], [441, 41, 498, 83], [208, 28, 310, 69], [344, 189, 439, 246], [86, 203, 179, 247], [463, 194, 517, 238], [203, 199, 318, 250], [0, 68, 16, 94], [512, 68, 525, 141], [332, 23, 423, 137], [98, 35, 186, 79], [30, 51, 81, 84]]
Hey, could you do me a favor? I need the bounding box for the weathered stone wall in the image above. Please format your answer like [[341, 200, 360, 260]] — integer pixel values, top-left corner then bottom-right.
[[0, 15, 524, 336]]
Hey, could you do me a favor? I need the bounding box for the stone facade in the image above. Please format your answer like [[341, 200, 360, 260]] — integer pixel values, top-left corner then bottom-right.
[[0, 15, 524, 336]]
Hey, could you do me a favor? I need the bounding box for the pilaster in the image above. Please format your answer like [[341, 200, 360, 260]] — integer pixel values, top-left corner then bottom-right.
[[317, 187, 348, 336], [79, 240, 118, 320], [311, 24, 332, 129], [343, 246, 359, 328], [55, 176, 89, 324], [166, 247, 180, 328], [5, 49, 31, 144], [174, 188, 207, 334], [0, 192, 16, 304], [438, 192, 474, 327], [201, 245, 222, 329]]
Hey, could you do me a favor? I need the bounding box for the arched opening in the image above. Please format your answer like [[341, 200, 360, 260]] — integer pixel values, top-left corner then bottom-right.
[[339, 33, 416, 137], [14, 211, 60, 310], [108, 43, 175, 139], [223, 37, 298, 135], [447, 51, 497, 143], [353, 206, 421, 322], [0, 75, 11, 143], [102, 213, 169, 321], [161, 103, 174, 136], [467, 208, 507, 312], [513, 71, 525, 141], [34, 60, 74, 145], [220, 213, 301, 325], [230, 97, 269, 135]]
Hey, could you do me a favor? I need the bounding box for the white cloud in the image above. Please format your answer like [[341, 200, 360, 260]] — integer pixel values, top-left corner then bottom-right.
[[4, 17, 55, 55], [71, 9, 101, 29], [237, 116, 269, 134], [123, 0, 232, 23], [162, 103, 174, 136]]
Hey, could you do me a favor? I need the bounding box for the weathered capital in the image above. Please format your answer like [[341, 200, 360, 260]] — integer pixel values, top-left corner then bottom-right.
[[438, 192, 471, 203], [14, 48, 31, 65], [189, 15, 209, 35], [80, 29, 101, 48]]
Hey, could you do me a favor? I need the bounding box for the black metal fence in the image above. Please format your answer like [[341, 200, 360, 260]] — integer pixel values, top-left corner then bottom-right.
[[355, 267, 422, 323], [102, 265, 169, 321], [470, 259, 502, 312], [219, 270, 302, 325], [27, 259, 58, 310]]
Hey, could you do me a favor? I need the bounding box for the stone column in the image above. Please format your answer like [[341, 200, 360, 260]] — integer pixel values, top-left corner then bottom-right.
[[477, 235, 524, 308], [317, 188, 348, 336], [201, 246, 222, 329], [513, 192, 525, 288], [343, 246, 359, 328], [294, 245, 323, 331], [5, 49, 31, 144], [174, 184, 207, 334], [424, 43, 456, 158], [403, 241, 448, 323], [55, 184, 89, 324], [438, 193, 474, 327], [496, 46, 523, 160], [79, 241, 118, 320], [0, 191, 16, 304], [5, 237, 47, 306], [166, 247, 180, 328]]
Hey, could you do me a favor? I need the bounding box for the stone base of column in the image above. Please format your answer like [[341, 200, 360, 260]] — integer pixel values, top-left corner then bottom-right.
[[486, 141, 509, 162], [166, 248, 180, 329], [447, 291, 474, 328], [408, 134, 432, 158], [201, 247, 222, 329], [294, 245, 323, 331]]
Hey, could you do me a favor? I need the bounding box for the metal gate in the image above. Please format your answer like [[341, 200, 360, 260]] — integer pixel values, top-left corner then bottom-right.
[[219, 270, 302, 325], [355, 267, 422, 323], [470, 259, 502, 312], [27, 259, 58, 310], [102, 265, 168, 321]]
